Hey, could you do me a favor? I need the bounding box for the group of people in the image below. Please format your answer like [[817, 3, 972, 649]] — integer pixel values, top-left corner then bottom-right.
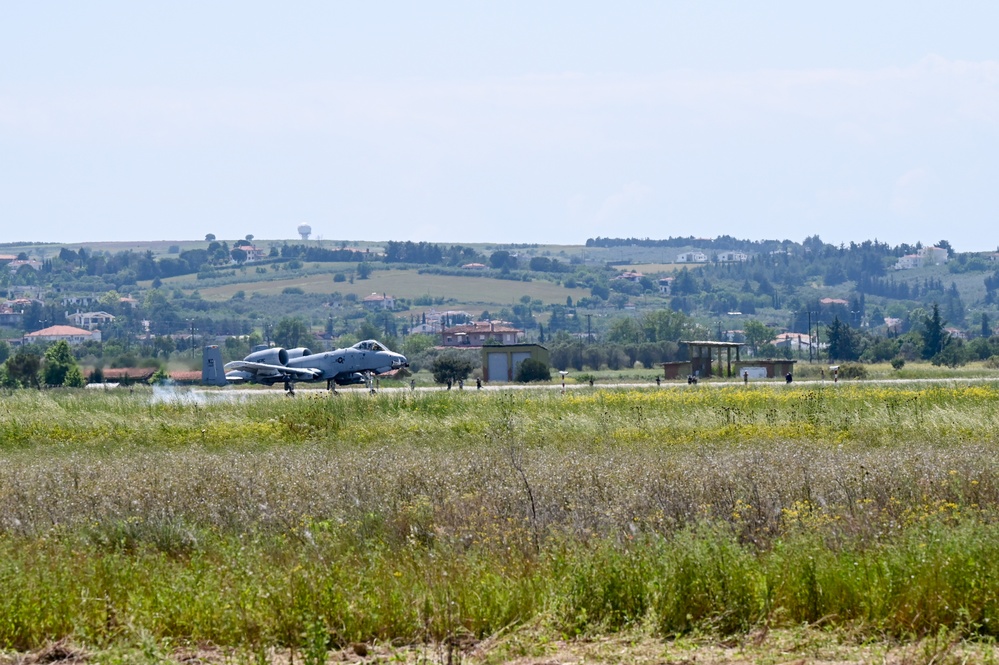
[[436, 377, 483, 391]]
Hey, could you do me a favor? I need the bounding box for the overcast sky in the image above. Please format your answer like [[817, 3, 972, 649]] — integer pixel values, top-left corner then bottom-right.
[[2, 2, 998, 250]]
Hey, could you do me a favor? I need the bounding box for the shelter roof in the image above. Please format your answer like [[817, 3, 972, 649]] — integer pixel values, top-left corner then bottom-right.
[[681, 340, 745, 348]]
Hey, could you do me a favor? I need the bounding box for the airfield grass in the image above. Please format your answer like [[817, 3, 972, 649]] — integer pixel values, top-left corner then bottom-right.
[[3, 383, 999, 659]]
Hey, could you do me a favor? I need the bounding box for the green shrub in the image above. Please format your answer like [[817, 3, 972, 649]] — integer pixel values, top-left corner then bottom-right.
[[838, 363, 868, 379], [516, 358, 551, 383]]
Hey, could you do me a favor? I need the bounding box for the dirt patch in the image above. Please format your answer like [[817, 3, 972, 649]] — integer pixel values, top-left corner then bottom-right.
[[2, 629, 995, 664]]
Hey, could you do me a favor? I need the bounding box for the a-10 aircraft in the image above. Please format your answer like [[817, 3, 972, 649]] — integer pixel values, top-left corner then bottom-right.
[[202, 340, 408, 394]]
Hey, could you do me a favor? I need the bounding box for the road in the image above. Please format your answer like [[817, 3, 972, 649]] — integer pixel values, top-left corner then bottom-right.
[[186, 374, 999, 399]]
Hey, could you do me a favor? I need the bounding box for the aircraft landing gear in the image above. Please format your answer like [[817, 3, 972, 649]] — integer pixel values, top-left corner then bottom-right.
[[284, 380, 296, 396], [327, 378, 337, 395]]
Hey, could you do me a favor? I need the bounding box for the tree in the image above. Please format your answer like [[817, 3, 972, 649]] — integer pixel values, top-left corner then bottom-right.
[[515, 358, 551, 382], [356, 262, 372, 279], [431, 352, 474, 384], [0, 340, 9, 364], [230, 248, 248, 264], [489, 250, 517, 270], [922, 303, 949, 360], [743, 320, 776, 355], [641, 309, 700, 343], [590, 283, 609, 300], [43, 340, 81, 386], [5, 347, 41, 389], [63, 365, 86, 388], [606, 317, 643, 345], [205, 233, 216, 242], [273, 317, 311, 349], [825, 316, 861, 362], [932, 339, 967, 368]]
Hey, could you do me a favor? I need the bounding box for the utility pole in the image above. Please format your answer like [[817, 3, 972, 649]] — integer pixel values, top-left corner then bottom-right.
[[587, 314, 592, 343], [814, 319, 821, 364], [807, 311, 813, 363]]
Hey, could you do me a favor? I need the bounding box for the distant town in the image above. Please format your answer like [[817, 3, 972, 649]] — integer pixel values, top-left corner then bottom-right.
[[2, 233, 998, 387]]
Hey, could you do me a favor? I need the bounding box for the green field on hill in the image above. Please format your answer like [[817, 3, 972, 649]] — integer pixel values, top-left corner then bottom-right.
[[188, 267, 593, 309]]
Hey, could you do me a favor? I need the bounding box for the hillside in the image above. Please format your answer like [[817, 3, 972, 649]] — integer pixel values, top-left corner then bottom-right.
[[3, 235, 999, 373]]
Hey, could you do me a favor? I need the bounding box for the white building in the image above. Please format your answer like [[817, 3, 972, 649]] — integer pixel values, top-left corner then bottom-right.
[[676, 252, 708, 263], [24, 325, 101, 345], [894, 246, 949, 270], [69, 311, 116, 330], [362, 293, 396, 310]]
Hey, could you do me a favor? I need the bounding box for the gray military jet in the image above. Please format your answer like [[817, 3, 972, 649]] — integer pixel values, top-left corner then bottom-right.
[[202, 339, 408, 394]]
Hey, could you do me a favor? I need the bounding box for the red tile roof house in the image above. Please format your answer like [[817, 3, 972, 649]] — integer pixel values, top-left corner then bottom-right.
[[23, 325, 102, 345], [362, 293, 396, 310], [442, 322, 524, 347]]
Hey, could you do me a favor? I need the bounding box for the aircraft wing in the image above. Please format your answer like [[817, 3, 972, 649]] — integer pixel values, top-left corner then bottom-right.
[[224, 360, 322, 381]]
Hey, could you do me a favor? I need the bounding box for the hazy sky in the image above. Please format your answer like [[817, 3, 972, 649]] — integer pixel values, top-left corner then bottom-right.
[[2, 2, 998, 250]]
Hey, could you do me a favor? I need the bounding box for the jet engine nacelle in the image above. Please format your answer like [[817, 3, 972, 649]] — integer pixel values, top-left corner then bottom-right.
[[244, 347, 289, 366], [286, 347, 312, 359]]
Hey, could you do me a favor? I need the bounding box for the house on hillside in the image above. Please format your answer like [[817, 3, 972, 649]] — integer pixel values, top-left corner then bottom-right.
[[613, 271, 644, 283], [676, 252, 708, 263], [773, 333, 817, 354], [443, 321, 523, 347], [0, 302, 23, 327], [884, 317, 903, 334], [7, 259, 42, 273], [23, 325, 101, 345], [716, 251, 749, 263], [69, 311, 116, 330], [895, 245, 949, 270], [362, 293, 395, 310], [657, 277, 674, 295]]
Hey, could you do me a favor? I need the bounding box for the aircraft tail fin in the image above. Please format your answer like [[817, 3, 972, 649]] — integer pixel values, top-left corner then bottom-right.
[[202, 345, 228, 386]]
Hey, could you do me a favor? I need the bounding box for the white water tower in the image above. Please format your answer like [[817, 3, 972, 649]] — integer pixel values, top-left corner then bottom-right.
[[297, 224, 312, 240]]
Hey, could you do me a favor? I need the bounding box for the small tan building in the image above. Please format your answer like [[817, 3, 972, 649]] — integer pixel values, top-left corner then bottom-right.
[[482, 344, 550, 383]]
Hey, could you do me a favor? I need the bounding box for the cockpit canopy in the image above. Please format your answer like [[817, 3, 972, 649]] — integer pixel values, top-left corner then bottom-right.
[[352, 340, 387, 352]]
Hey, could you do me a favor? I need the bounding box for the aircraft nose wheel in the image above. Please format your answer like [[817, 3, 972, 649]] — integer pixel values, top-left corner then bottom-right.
[[284, 380, 296, 396]]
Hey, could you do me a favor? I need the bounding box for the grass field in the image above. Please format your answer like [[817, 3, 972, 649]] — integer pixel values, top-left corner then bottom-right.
[[189, 267, 591, 308], [3, 382, 999, 662]]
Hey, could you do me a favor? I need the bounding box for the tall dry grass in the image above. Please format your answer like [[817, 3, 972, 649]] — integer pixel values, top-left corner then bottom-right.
[[1, 383, 999, 650]]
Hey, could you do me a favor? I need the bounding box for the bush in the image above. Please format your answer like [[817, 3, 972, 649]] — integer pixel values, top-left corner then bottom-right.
[[890, 357, 905, 371], [431, 352, 474, 384], [838, 363, 868, 379], [516, 358, 551, 383]]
